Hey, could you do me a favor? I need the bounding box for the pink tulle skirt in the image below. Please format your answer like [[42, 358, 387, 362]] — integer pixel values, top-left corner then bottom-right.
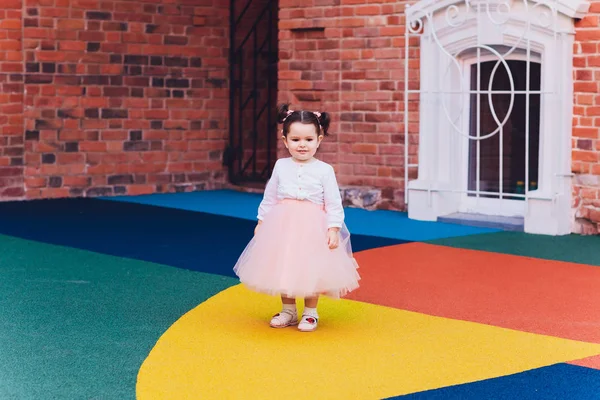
[[233, 199, 360, 299]]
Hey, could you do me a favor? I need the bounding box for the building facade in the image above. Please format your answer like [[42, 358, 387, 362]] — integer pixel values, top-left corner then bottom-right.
[[0, 0, 599, 235], [278, 0, 600, 235]]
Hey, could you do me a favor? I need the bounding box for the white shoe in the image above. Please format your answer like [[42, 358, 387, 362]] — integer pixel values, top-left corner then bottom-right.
[[269, 309, 298, 328], [298, 314, 318, 332]]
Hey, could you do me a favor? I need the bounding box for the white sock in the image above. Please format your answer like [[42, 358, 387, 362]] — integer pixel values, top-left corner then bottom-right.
[[303, 307, 318, 319], [282, 303, 296, 312]]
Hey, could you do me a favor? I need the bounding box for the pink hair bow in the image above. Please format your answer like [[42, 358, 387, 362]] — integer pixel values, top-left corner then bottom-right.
[[283, 109, 294, 121]]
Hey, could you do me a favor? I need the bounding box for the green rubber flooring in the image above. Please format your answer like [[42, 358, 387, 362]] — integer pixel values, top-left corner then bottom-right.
[[0, 234, 237, 399], [429, 232, 600, 266]]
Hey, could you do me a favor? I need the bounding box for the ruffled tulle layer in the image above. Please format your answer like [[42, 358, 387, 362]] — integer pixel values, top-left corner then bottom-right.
[[233, 200, 360, 299]]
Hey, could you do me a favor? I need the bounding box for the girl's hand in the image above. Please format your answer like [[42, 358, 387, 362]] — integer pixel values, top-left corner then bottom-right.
[[327, 228, 340, 249], [254, 220, 263, 235]]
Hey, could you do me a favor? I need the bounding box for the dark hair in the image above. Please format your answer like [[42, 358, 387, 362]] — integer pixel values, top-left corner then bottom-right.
[[277, 103, 331, 137]]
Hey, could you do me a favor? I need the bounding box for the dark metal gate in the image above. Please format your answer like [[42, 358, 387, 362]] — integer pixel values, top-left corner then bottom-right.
[[226, 0, 278, 185]]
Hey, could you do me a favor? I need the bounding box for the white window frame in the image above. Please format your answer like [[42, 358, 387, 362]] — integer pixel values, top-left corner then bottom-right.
[[404, 0, 589, 235], [459, 51, 542, 217]]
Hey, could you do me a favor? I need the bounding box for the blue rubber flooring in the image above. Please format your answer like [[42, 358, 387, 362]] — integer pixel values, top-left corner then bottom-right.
[[0, 197, 407, 278], [388, 363, 600, 400], [103, 190, 499, 241]]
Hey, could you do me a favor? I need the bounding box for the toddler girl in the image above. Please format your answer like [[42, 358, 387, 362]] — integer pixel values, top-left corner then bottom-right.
[[233, 104, 360, 332]]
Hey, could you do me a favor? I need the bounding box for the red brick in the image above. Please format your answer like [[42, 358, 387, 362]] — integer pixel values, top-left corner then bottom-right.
[[575, 29, 600, 41], [63, 176, 89, 186], [377, 166, 392, 177], [380, 26, 404, 36], [352, 143, 377, 154], [58, 41, 87, 51], [578, 94, 595, 105], [0, 19, 22, 30], [1, 63, 23, 72], [1, 0, 23, 9], [355, 5, 380, 15], [589, 208, 600, 223], [576, 70, 593, 80], [589, 56, 600, 67], [581, 188, 598, 199], [38, 188, 70, 198], [573, 127, 599, 139], [573, 150, 599, 163], [25, 177, 47, 188], [574, 82, 599, 93], [575, 15, 599, 28], [128, 185, 155, 195], [0, 39, 21, 51], [57, 19, 85, 30], [24, 28, 52, 39], [57, 153, 85, 164]]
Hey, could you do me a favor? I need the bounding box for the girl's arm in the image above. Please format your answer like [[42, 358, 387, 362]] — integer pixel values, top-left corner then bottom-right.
[[257, 160, 280, 221], [323, 165, 344, 230]]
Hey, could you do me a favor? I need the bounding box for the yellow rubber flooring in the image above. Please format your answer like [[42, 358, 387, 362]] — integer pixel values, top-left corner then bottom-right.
[[137, 285, 600, 400]]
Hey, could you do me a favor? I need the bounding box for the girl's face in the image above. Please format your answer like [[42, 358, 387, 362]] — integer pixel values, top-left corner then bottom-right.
[[282, 122, 323, 163]]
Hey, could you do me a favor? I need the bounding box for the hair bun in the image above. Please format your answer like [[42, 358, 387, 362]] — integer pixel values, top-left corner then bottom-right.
[[317, 111, 331, 136], [277, 103, 291, 124]]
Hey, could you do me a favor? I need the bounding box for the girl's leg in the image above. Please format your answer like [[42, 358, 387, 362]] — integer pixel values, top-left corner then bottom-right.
[[299, 296, 319, 332], [282, 295, 296, 306], [269, 295, 298, 328], [304, 296, 318, 309]]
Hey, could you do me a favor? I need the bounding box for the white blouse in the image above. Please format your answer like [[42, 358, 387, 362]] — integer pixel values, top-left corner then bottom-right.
[[257, 157, 345, 228]]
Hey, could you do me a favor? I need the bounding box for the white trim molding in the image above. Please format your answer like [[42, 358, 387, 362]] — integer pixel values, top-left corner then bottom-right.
[[405, 0, 590, 235], [407, 0, 590, 20]]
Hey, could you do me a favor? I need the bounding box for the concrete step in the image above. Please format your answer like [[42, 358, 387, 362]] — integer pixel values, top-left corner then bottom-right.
[[438, 212, 524, 232]]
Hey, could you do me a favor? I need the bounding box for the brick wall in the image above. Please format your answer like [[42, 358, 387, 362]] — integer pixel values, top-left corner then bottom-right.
[[278, 0, 417, 210], [0, 0, 25, 197], [573, 2, 600, 234], [0, 0, 229, 200]]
